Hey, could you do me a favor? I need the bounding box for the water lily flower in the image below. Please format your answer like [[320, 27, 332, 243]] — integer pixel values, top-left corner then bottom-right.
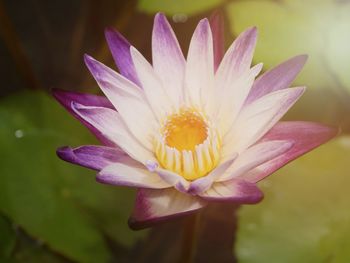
[[54, 13, 338, 229]]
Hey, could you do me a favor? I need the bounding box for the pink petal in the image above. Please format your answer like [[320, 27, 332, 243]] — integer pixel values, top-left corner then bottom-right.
[[97, 161, 170, 189], [52, 89, 115, 146], [199, 179, 263, 204], [129, 188, 206, 230], [209, 10, 225, 72], [243, 121, 339, 183], [57, 145, 125, 170], [152, 13, 186, 106], [105, 28, 141, 86], [245, 55, 308, 105]]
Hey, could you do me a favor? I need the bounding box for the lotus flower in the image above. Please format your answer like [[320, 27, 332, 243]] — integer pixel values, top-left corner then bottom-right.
[[54, 13, 337, 229]]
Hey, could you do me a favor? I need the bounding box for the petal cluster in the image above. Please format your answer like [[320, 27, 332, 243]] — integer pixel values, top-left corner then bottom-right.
[[54, 13, 338, 229]]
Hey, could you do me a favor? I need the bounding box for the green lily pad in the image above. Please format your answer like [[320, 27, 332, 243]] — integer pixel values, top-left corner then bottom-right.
[[0, 216, 16, 260], [235, 136, 350, 262], [227, 0, 350, 92], [138, 0, 224, 16], [0, 91, 144, 262]]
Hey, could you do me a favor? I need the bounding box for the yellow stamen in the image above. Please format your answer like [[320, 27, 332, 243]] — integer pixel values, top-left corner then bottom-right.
[[164, 110, 207, 151], [155, 109, 220, 181]]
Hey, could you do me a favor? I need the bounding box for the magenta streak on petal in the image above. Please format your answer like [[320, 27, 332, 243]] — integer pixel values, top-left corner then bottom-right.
[[245, 55, 308, 105], [105, 27, 141, 87], [129, 188, 206, 230], [209, 10, 225, 72], [243, 121, 339, 183], [56, 145, 124, 171], [52, 89, 115, 146], [199, 179, 264, 204]]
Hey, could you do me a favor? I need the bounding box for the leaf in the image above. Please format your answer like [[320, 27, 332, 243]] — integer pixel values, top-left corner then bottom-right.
[[0, 91, 144, 262], [226, 0, 350, 92], [0, 216, 16, 260], [138, 0, 224, 16], [235, 136, 350, 262], [11, 228, 67, 263]]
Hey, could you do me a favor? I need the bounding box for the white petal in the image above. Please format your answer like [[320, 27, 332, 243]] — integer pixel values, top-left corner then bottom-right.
[[199, 179, 263, 203], [185, 18, 214, 108], [84, 55, 157, 149], [97, 161, 170, 189], [154, 166, 190, 193], [213, 63, 263, 133], [131, 47, 174, 119], [187, 156, 237, 195], [152, 13, 186, 107], [129, 188, 206, 229], [223, 87, 305, 154], [72, 103, 154, 164], [219, 140, 293, 182]]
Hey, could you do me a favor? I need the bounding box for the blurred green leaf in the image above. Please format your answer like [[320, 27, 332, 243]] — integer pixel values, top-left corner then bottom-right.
[[11, 229, 67, 263], [0, 216, 16, 260], [227, 0, 350, 91], [138, 0, 224, 16], [0, 91, 144, 262], [235, 136, 350, 262]]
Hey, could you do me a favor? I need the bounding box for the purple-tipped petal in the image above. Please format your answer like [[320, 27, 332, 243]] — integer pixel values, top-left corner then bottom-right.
[[186, 18, 214, 107], [245, 55, 308, 105], [199, 179, 263, 204], [209, 10, 225, 72], [223, 87, 305, 153], [105, 27, 141, 86], [71, 103, 154, 163], [52, 89, 115, 146], [216, 27, 257, 80], [84, 54, 157, 149], [213, 26, 259, 132], [152, 13, 185, 106], [57, 145, 125, 170], [129, 188, 206, 230], [130, 47, 174, 116], [97, 162, 170, 189], [244, 121, 339, 183], [219, 140, 293, 182]]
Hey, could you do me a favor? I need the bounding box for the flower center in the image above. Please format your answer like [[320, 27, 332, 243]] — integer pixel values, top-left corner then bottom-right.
[[155, 109, 220, 181], [164, 110, 207, 151]]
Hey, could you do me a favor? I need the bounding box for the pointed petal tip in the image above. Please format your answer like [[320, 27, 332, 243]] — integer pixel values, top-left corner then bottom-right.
[[199, 17, 210, 25], [104, 26, 115, 36], [56, 146, 74, 163], [154, 12, 166, 21], [83, 53, 94, 64], [298, 53, 309, 61], [290, 54, 308, 66], [83, 54, 97, 71]]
